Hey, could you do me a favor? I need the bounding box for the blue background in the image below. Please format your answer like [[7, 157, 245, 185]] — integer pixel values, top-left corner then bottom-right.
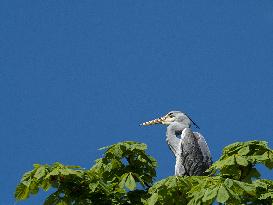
[[1, 1, 273, 204]]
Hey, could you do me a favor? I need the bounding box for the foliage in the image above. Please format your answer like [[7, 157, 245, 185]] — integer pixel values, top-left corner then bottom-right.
[[208, 140, 273, 181], [15, 141, 156, 204], [15, 140, 273, 204]]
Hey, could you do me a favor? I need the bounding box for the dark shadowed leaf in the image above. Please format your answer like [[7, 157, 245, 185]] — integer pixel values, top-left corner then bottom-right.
[[15, 184, 30, 200]]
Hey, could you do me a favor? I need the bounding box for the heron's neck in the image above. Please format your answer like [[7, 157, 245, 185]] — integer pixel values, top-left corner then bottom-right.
[[165, 122, 190, 156], [166, 122, 190, 137]]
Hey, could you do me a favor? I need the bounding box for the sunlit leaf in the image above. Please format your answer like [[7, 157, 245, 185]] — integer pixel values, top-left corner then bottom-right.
[[13, 140, 273, 205], [147, 192, 158, 205], [238, 146, 250, 155], [236, 156, 249, 166], [202, 187, 218, 202], [216, 185, 229, 203], [125, 173, 136, 191], [234, 181, 256, 195], [259, 192, 273, 200], [34, 166, 46, 179]]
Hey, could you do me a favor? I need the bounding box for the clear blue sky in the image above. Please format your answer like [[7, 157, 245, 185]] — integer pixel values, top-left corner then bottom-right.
[[1, 1, 273, 204]]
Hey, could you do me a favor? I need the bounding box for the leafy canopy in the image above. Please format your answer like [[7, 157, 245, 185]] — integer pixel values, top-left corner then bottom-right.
[[15, 140, 273, 204]]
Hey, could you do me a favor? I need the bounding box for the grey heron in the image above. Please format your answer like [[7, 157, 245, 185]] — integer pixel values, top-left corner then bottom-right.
[[140, 111, 212, 176]]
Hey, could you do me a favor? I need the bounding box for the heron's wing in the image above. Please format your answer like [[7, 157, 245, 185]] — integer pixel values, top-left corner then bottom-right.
[[175, 129, 212, 176], [175, 128, 197, 176], [193, 132, 212, 166]]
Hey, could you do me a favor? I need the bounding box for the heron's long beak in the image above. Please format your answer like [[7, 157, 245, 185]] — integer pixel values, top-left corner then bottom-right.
[[140, 114, 172, 126]]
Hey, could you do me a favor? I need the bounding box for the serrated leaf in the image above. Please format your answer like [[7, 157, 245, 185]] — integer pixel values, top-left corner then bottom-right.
[[119, 173, 128, 189], [224, 185, 241, 201], [234, 181, 256, 195], [225, 156, 236, 166], [34, 166, 46, 179], [22, 179, 31, 187], [59, 168, 81, 177], [125, 173, 136, 191], [21, 171, 32, 182], [29, 182, 39, 195], [259, 192, 273, 200], [89, 182, 99, 192], [41, 180, 51, 191], [216, 185, 229, 203], [165, 177, 177, 189], [15, 183, 30, 200], [132, 173, 145, 187], [236, 156, 249, 166], [65, 169, 83, 177], [98, 180, 110, 194], [238, 146, 250, 155], [254, 180, 268, 189], [202, 187, 218, 202], [45, 169, 59, 178], [224, 178, 233, 188], [33, 164, 41, 169], [147, 192, 158, 205]]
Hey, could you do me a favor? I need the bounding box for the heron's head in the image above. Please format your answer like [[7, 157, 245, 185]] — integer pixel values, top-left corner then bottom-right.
[[140, 111, 195, 127]]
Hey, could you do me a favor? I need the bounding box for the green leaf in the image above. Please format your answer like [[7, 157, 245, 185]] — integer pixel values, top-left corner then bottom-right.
[[34, 166, 46, 179], [125, 173, 136, 191], [224, 178, 233, 188], [56, 201, 68, 205], [33, 164, 41, 169], [132, 173, 145, 187], [225, 156, 236, 166], [259, 192, 273, 200], [98, 145, 110, 150], [98, 180, 110, 193], [245, 168, 261, 181], [22, 179, 31, 187], [238, 146, 250, 155], [15, 184, 30, 200], [119, 173, 129, 189], [202, 187, 218, 202], [41, 180, 51, 191], [254, 152, 270, 161], [236, 156, 249, 166], [59, 168, 70, 175], [14, 140, 272, 205], [254, 180, 268, 189], [234, 181, 256, 195], [216, 185, 229, 203], [44, 191, 61, 205], [29, 182, 39, 195], [45, 169, 59, 178], [89, 182, 99, 192], [21, 171, 32, 182], [147, 192, 158, 205]]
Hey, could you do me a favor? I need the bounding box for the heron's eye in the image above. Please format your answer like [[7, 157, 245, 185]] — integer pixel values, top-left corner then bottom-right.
[[168, 113, 173, 117]]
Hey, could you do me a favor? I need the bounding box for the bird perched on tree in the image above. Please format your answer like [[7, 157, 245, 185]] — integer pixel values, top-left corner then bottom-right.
[[140, 111, 212, 176]]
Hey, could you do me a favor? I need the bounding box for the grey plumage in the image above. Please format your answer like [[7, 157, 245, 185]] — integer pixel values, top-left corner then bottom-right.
[[140, 111, 212, 176]]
